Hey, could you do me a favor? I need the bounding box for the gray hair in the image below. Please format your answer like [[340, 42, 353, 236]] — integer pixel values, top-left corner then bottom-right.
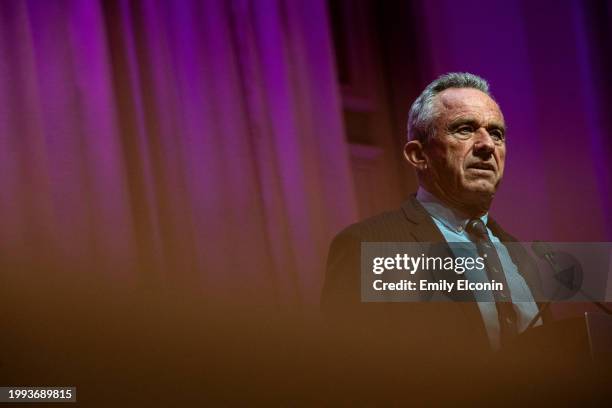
[[407, 72, 492, 142]]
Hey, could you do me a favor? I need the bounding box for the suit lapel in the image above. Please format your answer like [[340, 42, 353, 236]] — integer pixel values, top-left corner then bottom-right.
[[400, 196, 447, 243], [400, 196, 489, 346], [487, 217, 552, 323]]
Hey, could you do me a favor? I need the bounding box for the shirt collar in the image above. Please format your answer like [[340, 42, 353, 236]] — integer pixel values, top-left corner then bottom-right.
[[416, 187, 488, 234]]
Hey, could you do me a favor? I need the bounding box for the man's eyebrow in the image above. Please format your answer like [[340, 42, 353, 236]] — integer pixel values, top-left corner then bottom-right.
[[487, 122, 506, 133], [448, 118, 479, 128]]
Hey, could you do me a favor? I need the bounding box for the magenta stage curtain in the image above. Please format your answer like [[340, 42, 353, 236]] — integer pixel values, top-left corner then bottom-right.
[[0, 0, 358, 307]]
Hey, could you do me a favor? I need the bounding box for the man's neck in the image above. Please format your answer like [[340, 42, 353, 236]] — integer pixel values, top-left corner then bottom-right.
[[416, 186, 490, 219]]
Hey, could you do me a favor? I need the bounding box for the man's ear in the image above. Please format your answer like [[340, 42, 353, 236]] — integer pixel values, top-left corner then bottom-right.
[[403, 140, 428, 171]]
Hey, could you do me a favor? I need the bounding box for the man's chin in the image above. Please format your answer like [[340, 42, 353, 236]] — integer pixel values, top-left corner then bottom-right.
[[464, 180, 498, 196], [460, 184, 497, 208]]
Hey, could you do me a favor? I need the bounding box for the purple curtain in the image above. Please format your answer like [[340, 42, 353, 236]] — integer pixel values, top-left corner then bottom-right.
[[0, 0, 358, 307]]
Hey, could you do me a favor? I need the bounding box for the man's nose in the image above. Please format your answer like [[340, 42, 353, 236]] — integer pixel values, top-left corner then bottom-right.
[[473, 128, 495, 156]]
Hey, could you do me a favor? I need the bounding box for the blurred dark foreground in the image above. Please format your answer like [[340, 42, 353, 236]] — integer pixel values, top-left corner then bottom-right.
[[1, 269, 611, 407]]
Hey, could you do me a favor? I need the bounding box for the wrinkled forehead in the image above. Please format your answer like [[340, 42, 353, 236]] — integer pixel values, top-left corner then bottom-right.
[[435, 88, 504, 123]]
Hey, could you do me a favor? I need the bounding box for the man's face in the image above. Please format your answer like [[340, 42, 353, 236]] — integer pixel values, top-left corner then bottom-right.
[[423, 88, 506, 207]]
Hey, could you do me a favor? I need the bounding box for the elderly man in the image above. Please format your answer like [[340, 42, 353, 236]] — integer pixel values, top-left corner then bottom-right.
[[321, 72, 547, 353]]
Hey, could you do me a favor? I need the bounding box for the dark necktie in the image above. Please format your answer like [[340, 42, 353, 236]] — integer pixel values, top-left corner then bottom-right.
[[465, 219, 518, 347]]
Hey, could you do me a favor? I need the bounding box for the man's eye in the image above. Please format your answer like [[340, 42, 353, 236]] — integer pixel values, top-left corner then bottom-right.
[[457, 126, 473, 134], [490, 130, 505, 141]]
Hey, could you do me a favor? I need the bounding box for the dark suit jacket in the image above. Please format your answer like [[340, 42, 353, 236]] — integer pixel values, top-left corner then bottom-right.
[[321, 196, 550, 356]]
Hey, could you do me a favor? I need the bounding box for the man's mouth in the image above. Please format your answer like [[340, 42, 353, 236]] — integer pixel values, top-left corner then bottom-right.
[[466, 162, 496, 173]]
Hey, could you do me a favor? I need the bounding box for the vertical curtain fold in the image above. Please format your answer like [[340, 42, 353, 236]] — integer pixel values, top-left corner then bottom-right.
[[0, 0, 357, 307]]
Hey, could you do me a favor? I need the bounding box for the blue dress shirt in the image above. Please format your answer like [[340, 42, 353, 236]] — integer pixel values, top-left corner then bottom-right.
[[416, 188, 541, 350]]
